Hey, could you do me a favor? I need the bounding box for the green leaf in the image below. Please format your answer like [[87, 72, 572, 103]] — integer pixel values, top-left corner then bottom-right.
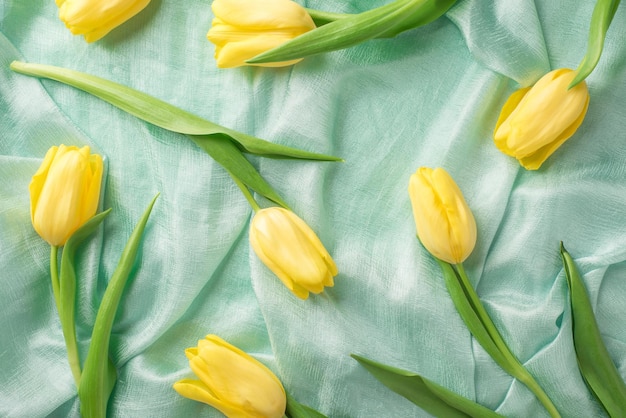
[[58, 209, 112, 385], [351, 354, 504, 418], [285, 391, 328, 418], [190, 135, 290, 209], [78, 195, 158, 418], [570, 0, 621, 88], [560, 243, 626, 416], [9, 61, 341, 162], [248, 0, 457, 64]]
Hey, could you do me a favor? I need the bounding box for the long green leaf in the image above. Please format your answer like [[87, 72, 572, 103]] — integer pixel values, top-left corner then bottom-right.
[[248, 0, 456, 64], [285, 391, 328, 418], [9, 61, 341, 162], [351, 354, 504, 418], [58, 209, 111, 385], [78, 195, 158, 418], [560, 243, 626, 416], [190, 135, 289, 209], [570, 0, 621, 88]]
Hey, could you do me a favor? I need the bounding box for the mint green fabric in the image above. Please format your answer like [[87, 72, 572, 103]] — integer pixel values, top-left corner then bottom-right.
[[1, 1, 625, 417]]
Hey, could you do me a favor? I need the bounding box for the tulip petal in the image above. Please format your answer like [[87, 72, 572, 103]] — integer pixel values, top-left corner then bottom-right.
[[80, 152, 104, 224], [212, 0, 315, 31], [493, 87, 530, 155], [173, 379, 219, 405], [29, 146, 58, 225], [517, 91, 590, 170]]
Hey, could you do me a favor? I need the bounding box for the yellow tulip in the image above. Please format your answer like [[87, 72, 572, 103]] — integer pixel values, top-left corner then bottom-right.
[[207, 0, 316, 68], [56, 0, 151, 43], [408, 167, 476, 264], [173, 335, 286, 418], [30, 145, 103, 246], [249, 207, 337, 300], [494, 68, 590, 170]]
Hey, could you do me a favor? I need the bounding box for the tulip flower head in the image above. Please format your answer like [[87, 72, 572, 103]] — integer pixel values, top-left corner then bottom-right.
[[30, 145, 103, 246], [249, 207, 337, 300], [494, 68, 590, 170], [408, 167, 476, 264], [207, 0, 316, 68], [56, 0, 151, 43], [173, 335, 286, 418]]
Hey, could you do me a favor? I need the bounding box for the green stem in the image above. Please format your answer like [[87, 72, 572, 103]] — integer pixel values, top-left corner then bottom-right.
[[231, 173, 262, 212], [50, 245, 60, 312], [454, 263, 560, 418], [50, 244, 82, 386]]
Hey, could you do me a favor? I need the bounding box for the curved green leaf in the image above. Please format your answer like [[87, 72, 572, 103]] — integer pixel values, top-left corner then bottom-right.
[[248, 0, 457, 64], [79, 195, 158, 418], [285, 391, 327, 418], [351, 354, 504, 418], [570, 0, 621, 88], [9, 61, 341, 162], [560, 244, 626, 416]]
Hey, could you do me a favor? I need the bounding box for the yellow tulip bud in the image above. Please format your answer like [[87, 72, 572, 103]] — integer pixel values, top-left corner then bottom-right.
[[249, 207, 337, 300], [30, 145, 103, 246], [494, 68, 590, 170], [56, 0, 151, 43], [207, 0, 316, 68], [173, 335, 286, 418], [408, 167, 476, 264]]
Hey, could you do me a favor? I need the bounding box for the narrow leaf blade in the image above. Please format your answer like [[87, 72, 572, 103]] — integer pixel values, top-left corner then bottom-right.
[[570, 0, 621, 88], [78, 195, 159, 418], [560, 244, 626, 416], [352, 354, 504, 418]]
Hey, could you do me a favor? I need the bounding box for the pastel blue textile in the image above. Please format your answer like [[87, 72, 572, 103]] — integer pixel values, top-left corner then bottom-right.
[[1, 1, 626, 417]]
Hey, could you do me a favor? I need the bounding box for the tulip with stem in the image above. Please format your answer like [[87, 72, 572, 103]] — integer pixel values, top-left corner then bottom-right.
[[30, 145, 104, 385], [174, 335, 328, 418], [232, 177, 337, 300], [408, 167, 560, 417]]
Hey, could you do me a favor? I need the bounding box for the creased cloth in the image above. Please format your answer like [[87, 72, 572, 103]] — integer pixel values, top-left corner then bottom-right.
[[1, 0, 625, 417]]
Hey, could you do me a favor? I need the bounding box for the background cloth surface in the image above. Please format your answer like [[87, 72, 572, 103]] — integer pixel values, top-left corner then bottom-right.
[[1, 0, 626, 417]]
